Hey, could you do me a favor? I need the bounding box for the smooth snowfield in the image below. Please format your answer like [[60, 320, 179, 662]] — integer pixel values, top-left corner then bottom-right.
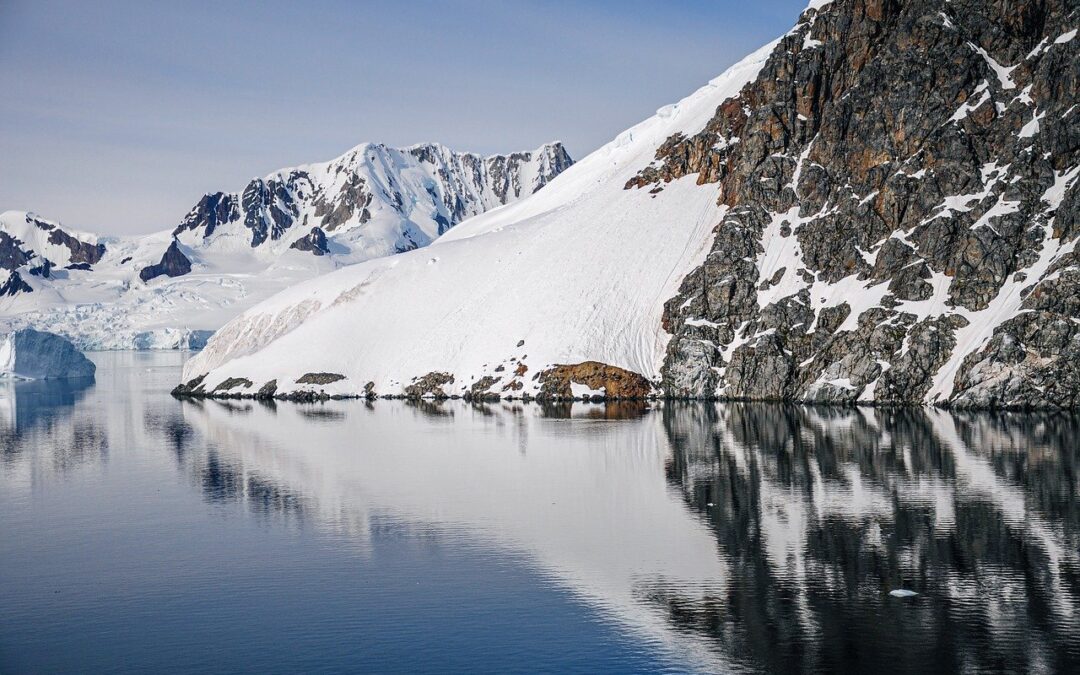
[[183, 40, 780, 396]]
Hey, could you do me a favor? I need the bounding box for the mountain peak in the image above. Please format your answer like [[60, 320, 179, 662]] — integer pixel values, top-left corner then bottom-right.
[[172, 139, 574, 257]]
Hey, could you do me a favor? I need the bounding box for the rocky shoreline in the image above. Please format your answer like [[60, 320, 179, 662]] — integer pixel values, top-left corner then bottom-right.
[[170, 364, 1071, 411]]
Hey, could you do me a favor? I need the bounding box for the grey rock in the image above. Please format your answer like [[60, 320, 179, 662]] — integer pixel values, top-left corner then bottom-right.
[[289, 227, 330, 256], [139, 240, 193, 282], [640, 0, 1079, 408]]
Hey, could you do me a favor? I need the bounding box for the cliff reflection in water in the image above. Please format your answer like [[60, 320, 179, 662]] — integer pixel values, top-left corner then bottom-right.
[[661, 404, 1080, 673], [4, 354, 1078, 675], [164, 395, 1080, 673]]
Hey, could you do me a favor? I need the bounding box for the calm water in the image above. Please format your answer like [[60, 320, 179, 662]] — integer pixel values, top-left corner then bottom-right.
[[1, 353, 1079, 674]]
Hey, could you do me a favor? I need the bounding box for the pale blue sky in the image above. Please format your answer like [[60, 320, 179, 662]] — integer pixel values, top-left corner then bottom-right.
[[0, 1, 808, 234]]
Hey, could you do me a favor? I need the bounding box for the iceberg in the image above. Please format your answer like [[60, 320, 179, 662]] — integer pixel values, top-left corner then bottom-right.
[[0, 329, 97, 380]]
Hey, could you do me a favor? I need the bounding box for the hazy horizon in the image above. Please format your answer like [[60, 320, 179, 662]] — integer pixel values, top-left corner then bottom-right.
[[1, 0, 809, 235]]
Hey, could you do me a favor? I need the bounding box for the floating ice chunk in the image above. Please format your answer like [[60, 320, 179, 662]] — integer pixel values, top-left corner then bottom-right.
[[0, 329, 96, 380]]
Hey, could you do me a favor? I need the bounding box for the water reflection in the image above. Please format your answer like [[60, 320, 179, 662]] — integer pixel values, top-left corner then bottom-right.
[[171, 399, 1080, 672], [0, 377, 104, 474], [661, 404, 1080, 673], [4, 354, 1079, 673]]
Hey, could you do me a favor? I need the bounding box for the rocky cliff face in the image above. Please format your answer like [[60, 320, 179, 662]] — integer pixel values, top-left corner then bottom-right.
[[637, 0, 1079, 408]]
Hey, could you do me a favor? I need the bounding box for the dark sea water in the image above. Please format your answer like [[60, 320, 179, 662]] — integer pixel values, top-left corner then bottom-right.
[[1, 353, 1079, 674]]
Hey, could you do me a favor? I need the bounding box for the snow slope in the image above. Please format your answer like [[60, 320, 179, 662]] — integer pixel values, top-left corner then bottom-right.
[[0, 142, 570, 349], [181, 40, 780, 397]]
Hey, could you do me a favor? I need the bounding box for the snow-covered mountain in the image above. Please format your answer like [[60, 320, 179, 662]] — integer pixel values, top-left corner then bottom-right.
[[0, 142, 572, 349], [180, 0, 1080, 409]]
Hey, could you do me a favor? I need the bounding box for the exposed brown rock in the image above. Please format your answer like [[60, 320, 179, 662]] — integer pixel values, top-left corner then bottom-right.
[[214, 377, 253, 392], [404, 371, 455, 399], [537, 361, 653, 400]]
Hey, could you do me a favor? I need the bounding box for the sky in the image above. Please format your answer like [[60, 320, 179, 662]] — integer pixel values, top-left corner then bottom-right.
[[0, 0, 810, 235]]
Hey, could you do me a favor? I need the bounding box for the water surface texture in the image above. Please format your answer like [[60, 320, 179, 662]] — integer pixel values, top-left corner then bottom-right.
[[2, 353, 1078, 673]]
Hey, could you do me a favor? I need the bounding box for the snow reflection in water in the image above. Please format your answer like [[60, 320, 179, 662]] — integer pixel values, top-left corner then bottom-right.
[[1, 353, 1078, 673]]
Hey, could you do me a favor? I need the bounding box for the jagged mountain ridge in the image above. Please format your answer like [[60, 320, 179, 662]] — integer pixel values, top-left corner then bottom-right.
[[173, 141, 573, 260], [0, 141, 572, 349], [179, 0, 1079, 409]]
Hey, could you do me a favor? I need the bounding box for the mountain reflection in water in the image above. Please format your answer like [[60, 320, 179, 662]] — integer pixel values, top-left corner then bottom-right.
[[1, 353, 1077, 674]]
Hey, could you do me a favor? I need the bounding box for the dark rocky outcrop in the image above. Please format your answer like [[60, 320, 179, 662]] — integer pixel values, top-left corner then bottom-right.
[[213, 377, 253, 392], [637, 0, 1080, 408], [171, 374, 208, 397], [296, 372, 346, 385], [404, 371, 455, 399], [173, 192, 240, 238], [28, 260, 53, 278], [0, 270, 33, 296], [47, 228, 106, 265], [241, 175, 303, 247], [0, 231, 34, 270], [289, 227, 329, 256], [139, 240, 193, 282], [467, 375, 502, 401]]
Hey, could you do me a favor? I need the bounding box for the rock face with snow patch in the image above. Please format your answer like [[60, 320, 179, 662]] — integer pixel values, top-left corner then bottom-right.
[[289, 227, 330, 256], [645, 0, 1079, 408], [0, 329, 96, 379], [139, 239, 192, 282]]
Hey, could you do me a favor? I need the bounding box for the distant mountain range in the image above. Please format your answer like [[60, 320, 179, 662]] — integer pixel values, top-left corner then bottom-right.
[[0, 141, 572, 348]]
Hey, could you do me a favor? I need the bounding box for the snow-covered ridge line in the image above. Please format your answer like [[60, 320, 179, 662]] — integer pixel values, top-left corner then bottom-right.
[[172, 140, 573, 259], [0, 140, 573, 350]]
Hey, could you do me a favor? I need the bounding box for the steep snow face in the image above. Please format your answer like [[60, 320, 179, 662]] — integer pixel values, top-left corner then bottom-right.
[[180, 39, 780, 398], [0, 142, 570, 350], [0, 329, 96, 379]]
